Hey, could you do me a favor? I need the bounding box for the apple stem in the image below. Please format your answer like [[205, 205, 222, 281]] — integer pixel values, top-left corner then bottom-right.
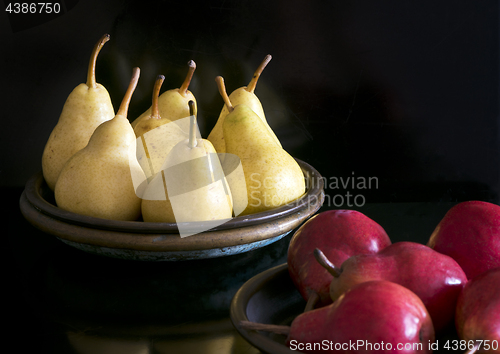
[[304, 291, 320, 312], [86, 33, 110, 89], [188, 100, 197, 148], [246, 54, 272, 93], [179, 60, 196, 98], [215, 76, 234, 113], [151, 75, 165, 120], [464, 341, 480, 354], [117, 67, 140, 118], [239, 320, 290, 336], [314, 248, 342, 277]]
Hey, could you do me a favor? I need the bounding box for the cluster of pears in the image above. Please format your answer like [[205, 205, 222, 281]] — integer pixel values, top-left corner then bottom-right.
[[42, 34, 306, 226]]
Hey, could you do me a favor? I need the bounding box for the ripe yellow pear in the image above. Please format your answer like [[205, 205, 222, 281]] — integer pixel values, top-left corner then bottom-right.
[[54, 68, 147, 221], [142, 101, 233, 230], [131, 60, 197, 128], [216, 76, 305, 215], [208, 55, 281, 153], [134, 75, 188, 179], [42, 34, 115, 191]]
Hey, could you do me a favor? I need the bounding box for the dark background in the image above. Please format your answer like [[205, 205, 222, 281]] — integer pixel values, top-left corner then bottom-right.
[[2, 1, 499, 353], [2, 0, 499, 203]]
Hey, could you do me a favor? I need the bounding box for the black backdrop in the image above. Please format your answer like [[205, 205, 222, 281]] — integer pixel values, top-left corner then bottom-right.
[[2, 0, 499, 204]]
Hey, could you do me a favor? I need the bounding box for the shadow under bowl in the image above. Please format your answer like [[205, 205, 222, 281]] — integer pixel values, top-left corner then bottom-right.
[[19, 159, 324, 261]]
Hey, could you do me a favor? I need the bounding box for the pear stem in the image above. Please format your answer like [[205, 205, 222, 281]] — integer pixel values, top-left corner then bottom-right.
[[179, 60, 196, 98], [304, 291, 320, 312], [215, 76, 234, 113], [86, 33, 110, 89], [117, 67, 140, 118], [246, 54, 272, 93], [151, 75, 165, 119], [314, 248, 342, 278], [188, 100, 197, 148], [239, 321, 290, 336]]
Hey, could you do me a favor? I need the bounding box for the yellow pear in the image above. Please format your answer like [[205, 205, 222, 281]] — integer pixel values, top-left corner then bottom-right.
[[216, 76, 305, 215], [141, 101, 233, 231], [42, 34, 115, 191], [208, 55, 281, 153], [54, 68, 147, 221], [134, 75, 188, 180], [131, 60, 197, 128]]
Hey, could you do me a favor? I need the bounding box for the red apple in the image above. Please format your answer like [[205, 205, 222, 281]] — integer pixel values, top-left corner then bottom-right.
[[286, 280, 435, 353], [455, 268, 500, 354], [315, 241, 467, 334], [427, 200, 500, 280], [287, 210, 391, 311]]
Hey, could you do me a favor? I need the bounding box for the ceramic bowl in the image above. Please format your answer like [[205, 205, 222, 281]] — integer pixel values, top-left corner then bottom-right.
[[20, 159, 324, 261], [230, 263, 302, 354], [230, 263, 464, 354]]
